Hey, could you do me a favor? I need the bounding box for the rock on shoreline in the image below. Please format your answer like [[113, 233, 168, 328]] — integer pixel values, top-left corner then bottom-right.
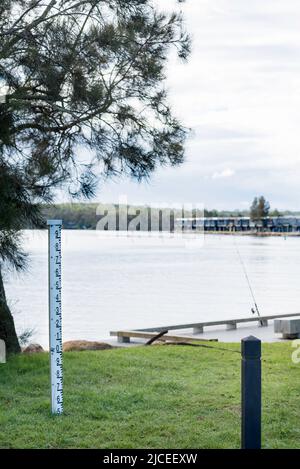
[[63, 340, 113, 351], [22, 343, 44, 353], [21, 340, 113, 353]]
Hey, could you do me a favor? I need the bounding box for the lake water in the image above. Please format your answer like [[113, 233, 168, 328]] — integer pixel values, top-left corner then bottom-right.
[[4, 230, 300, 348]]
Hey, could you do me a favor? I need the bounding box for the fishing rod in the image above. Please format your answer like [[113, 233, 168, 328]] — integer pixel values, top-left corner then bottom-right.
[[232, 234, 263, 325]]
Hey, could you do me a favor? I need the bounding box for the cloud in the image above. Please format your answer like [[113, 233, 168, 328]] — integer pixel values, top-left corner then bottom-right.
[[86, 0, 300, 210], [211, 169, 235, 179]]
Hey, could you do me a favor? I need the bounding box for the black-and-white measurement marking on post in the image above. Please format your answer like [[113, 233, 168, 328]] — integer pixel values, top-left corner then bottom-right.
[[47, 219, 63, 415]]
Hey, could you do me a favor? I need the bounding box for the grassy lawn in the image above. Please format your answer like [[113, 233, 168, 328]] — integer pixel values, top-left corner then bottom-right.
[[0, 342, 299, 449]]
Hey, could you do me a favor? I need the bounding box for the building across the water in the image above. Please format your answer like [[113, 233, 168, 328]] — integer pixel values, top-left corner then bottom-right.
[[175, 216, 300, 232]]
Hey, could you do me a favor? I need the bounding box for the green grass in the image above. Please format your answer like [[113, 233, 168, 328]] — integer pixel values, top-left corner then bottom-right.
[[0, 342, 299, 448]]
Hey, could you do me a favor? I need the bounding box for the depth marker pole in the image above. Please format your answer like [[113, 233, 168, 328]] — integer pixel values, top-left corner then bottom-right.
[[48, 219, 63, 414]]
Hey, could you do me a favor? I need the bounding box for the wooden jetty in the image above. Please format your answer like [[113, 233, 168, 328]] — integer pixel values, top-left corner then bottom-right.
[[110, 312, 300, 343], [109, 330, 218, 344]]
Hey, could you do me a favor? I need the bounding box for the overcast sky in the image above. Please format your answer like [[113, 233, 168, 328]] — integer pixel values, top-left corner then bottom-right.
[[91, 0, 300, 210]]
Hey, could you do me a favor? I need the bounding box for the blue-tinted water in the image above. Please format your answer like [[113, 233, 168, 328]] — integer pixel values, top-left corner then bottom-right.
[[4, 230, 300, 347]]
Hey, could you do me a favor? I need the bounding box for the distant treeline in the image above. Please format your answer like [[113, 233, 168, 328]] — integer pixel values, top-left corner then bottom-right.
[[42, 203, 201, 230], [42, 203, 100, 229], [40, 203, 299, 230]]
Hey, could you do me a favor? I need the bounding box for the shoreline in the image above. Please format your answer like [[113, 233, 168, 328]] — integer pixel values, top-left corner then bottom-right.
[[25, 227, 300, 237], [202, 231, 300, 237]]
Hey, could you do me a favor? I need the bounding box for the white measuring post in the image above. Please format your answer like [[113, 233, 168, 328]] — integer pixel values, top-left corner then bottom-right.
[[47, 219, 63, 415]]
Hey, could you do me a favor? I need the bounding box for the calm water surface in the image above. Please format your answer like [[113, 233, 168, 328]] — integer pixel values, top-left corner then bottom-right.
[[4, 230, 300, 348]]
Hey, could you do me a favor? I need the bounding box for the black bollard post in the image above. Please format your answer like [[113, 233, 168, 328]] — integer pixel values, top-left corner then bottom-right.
[[241, 335, 261, 449]]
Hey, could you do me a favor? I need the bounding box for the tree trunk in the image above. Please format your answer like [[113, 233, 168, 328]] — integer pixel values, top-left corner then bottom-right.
[[0, 265, 21, 355]]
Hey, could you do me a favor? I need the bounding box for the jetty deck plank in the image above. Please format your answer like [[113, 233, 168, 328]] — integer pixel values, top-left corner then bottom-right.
[[110, 330, 218, 344], [134, 312, 300, 333]]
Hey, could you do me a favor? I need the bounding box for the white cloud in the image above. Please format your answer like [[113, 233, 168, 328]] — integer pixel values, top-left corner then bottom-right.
[[211, 168, 235, 179], [93, 0, 300, 210]]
